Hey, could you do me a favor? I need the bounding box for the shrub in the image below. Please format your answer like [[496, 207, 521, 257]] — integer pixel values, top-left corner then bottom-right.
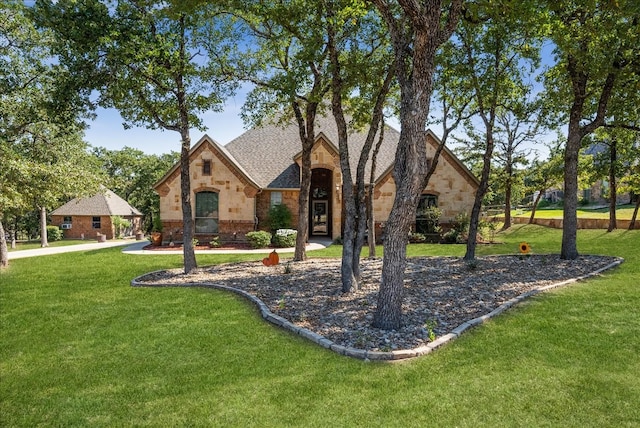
[[209, 237, 221, 248], [441, 229, 460, 244], [408, 232, 426, 243], [537, 199, 551, 209], [272, 229, 297, 248], [451, 212, 470, 236], [267, 204, 292, 232], [46, 225, 63, 241], [112, 216, 131, 238], [246, 231, 272, 249]]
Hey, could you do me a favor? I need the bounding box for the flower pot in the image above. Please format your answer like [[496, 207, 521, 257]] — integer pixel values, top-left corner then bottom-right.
[[135, 232, 144, 241], [150, 232, 163, 246]]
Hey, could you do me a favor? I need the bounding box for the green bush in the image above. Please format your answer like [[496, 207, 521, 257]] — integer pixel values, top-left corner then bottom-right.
[[408, 232, 426, 243], [46, 225, 63, 241], [267, 204, 292, 232], [537, 199, 551, 209], [245, 231, 272, 249], [441, 229, 460, 244], [272, 229, 297, 248]]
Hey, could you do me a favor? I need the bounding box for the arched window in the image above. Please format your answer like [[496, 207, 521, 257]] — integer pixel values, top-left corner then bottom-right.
[[195, 191, 218, 234], [416, 194, 439, 234]]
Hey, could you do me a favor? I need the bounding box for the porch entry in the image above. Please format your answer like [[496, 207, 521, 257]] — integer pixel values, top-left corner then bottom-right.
[[310, 168, 332, 237]]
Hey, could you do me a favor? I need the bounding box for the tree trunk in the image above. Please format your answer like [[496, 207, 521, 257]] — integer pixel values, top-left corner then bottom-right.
[[0, 220, 8, 269], [464, 134, 494, 261], [372, 0, 462, 330], [180, 136, 197, 274], [529, 190, 543, 224], [629, 195, 639, 230], [502, 164, 513, 230], [39, 206, 48, 248], [292, 102, 317, 262], [367, 119, 385, 258], [607, 139, 617, 232], [561, 130, 581, 260], [328, 19, 358, 292]]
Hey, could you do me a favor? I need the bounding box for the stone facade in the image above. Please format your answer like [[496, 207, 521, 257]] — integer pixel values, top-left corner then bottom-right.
[[154, 139, 260, 243], [155, 130, 479, 243], [372, 133, 478, 235]]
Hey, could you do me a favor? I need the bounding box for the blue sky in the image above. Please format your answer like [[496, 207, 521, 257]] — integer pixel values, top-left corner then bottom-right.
[[83, 93, 249, 155]]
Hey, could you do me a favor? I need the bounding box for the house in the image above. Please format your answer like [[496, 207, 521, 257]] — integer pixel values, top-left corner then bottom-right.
[[153, 116, 479, 243], [50, 188, 143, 240]]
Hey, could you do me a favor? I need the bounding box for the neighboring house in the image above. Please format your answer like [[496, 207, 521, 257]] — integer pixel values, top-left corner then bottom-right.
[[153, 116, 480, 243], [50, 188, 143, 240], [582, 142, 632, 205]]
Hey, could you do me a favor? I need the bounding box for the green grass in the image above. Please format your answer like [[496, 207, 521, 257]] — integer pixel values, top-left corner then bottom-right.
[[513, 204, 636, 220], [1, 226, 639, 427], [6, 239, 98, 252]]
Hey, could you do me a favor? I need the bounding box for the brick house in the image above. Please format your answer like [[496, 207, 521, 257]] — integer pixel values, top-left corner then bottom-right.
[[153, 116, 479, 243], [50, 188, 143, 240]]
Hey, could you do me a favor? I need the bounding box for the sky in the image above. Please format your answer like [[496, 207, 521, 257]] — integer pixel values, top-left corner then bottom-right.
[[84, 93, 249, 155]]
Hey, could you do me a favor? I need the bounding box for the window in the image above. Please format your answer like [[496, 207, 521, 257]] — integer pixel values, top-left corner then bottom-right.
[[416, 194, 438, 234], [270, 191, 282, 208], [92, 216, 101, 229], [202, 159, 212, 176], [63, 216, 72, 223], [195, 191, 218, 233]]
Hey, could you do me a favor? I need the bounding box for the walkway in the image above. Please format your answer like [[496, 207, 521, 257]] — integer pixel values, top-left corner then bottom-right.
[[7, 238, 332, 259]]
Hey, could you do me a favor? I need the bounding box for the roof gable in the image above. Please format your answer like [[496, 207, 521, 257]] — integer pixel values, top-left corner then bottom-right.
[[51, 188, 142, 217], [374, 130, 480, 189], [224, 114, 401, 188], [153, 134, 260, 192]]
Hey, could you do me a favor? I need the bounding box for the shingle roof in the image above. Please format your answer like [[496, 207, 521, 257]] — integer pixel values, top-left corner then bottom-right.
[[224, 114, 401, 189], [51, 188, 142, 217]]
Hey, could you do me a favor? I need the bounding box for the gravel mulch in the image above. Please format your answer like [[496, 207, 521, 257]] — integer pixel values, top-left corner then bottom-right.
[[133, 255, 621, 353]]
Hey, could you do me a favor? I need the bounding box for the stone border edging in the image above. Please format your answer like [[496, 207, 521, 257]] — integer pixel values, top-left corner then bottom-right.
[[130, 256, 624, 361]]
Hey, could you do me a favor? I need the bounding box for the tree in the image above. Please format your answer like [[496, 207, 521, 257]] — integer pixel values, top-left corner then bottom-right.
[[524, 142, 565, 222], [370, 0, 463, 330], [542, 0, 640, 259], [325, 1, 395, 292], [227, 0, 332, 262], [91, 146, 179, 232], [494, 102, 542, 230], [1, 1, 99, 268], [588, 128, 639, 231], [619, 154, 640, 230], [36, 0, 238, 273], [448, 5, 542, 261]]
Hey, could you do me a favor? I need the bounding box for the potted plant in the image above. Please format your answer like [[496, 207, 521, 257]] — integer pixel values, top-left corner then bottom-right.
[[150, 214, 163, 246]]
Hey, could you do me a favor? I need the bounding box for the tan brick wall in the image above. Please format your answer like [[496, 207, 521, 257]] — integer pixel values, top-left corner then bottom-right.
[[255, 190, 300, 232], [300, 137, 343, 239], [157, 140, 259, 239], [157, 134, 477, 243], [373, 136, 478, 229]]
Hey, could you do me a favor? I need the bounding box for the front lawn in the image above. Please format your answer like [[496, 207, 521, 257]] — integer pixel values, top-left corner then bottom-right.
[[1, 225, 639, 426], [6, 239, 90, 252]]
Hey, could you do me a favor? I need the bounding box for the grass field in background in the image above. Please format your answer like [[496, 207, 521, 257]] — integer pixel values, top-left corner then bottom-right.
[[1, 225, 639, 427], [512, 204, 636, 220]]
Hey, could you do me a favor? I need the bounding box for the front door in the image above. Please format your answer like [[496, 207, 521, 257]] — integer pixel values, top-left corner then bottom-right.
[[309, 168, 332, 237], [311, 200, 329, 235]]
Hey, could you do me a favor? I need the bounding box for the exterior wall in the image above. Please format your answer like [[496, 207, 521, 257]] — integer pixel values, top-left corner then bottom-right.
[[155, 141, 259, 243], [50, 215, 139, 240], [298, 138, 343, 240], [372, 138, 478, 232], [255, 190, 299, 232]]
